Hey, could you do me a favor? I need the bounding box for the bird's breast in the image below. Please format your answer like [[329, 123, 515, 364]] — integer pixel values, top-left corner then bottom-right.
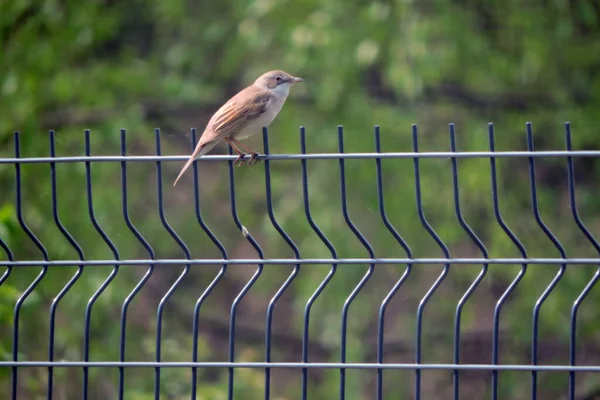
[[234, 95, 286, 140]]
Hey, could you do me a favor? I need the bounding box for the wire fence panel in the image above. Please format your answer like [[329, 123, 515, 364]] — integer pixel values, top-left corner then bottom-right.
[[0, 123, 599, 400]]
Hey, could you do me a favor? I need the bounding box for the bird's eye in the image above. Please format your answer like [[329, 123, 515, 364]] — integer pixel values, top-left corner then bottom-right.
[[275, 76, 283, 83]]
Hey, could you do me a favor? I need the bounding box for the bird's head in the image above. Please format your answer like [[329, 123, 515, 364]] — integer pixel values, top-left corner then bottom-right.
[[255, 70, 303, 95]]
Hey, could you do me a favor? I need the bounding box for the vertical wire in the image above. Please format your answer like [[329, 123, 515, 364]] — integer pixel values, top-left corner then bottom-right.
[[189, 128, 229, 399], [565, 123, 600, 400], [0, 231, 13, 392], [412, 124, 451, 400], [449, 124, 489, 400], [300, 127, 338, 400], [0, 182, 14, 288], [12, 131, 50, 400], [526, 122, 567, 400], [488, 124, 528, 400], [0, 234, 13, 285], [0, 236, 14, 393], [374, 126, 413, 400], [337, 126, 376, 400], [83, 129, 121, 400], [48, 130, 86, 400], [262, 127, 301, 400], [226, 143, 265, 400], [154, 129, 191, 399], [0, 216, 14, 389], [118, 129, 156, 400]]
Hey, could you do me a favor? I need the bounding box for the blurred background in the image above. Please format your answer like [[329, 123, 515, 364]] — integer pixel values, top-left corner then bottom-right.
[[1, 0, 600, 399]]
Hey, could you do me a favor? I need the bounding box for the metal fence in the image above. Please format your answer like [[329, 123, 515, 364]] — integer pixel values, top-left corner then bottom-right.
[[0, 122, 599, 400]]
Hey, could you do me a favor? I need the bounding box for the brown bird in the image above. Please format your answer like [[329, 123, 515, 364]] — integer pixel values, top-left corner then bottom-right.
[[173, 70, 303, 186]]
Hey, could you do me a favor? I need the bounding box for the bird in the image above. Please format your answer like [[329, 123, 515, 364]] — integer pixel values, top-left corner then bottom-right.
[[173, 69, 303, 186]]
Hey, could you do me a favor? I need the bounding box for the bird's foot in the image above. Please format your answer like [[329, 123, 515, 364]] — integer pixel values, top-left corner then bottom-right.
[[248, 152, 260, 165], [234, 154, 246, 167]]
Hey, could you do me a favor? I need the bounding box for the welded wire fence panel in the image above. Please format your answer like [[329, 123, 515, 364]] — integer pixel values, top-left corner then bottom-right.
[[0, 122, 599, 400]]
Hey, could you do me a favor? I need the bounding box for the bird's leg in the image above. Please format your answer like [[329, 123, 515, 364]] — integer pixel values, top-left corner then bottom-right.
[[225, 138, 247, 166], [233, 139, 260, 165]]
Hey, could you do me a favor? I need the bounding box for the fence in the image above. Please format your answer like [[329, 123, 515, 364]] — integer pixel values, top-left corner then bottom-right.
[[0, 123, 599, 400]]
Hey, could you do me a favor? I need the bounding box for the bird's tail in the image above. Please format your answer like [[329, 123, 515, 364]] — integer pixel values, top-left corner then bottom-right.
[[173, 143, 211, 186]]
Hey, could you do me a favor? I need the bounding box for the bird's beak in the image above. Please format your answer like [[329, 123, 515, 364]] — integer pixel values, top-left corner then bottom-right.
[[291, 76, 303, 84]]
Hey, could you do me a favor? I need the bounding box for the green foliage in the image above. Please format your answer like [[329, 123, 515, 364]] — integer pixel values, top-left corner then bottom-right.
[[1, 0, 600, 398]]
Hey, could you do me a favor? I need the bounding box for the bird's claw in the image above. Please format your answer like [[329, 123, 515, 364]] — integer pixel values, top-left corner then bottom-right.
[[248, 153, 260, 166], [234, 154, 246, 167], [233, 152, 260, 166]]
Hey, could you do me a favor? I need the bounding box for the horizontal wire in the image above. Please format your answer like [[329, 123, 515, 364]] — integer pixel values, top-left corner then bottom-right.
[[1, 361, 600, 372], [0, 258, 598, 267], [1, 150, 600, 164]]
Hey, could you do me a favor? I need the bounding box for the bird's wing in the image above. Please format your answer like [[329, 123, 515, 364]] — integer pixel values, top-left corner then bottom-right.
[[199, 88, 271, 146]]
